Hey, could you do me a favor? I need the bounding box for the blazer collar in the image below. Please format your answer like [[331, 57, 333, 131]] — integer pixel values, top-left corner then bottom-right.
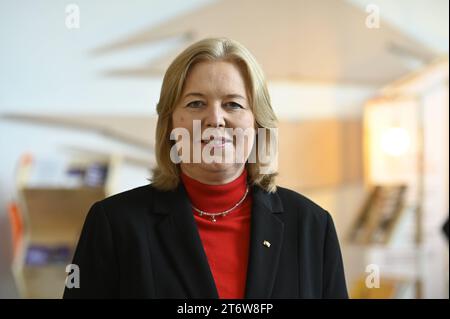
[[152, 182, 284, 299]]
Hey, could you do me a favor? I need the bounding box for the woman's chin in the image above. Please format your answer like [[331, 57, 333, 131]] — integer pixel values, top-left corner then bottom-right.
[[198, 161, 238, 172]]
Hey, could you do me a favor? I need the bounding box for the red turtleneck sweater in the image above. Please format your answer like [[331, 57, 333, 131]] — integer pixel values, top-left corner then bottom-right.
[[180, 170, 252, 299]]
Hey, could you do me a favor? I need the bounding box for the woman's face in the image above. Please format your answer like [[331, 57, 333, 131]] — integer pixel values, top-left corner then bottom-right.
[[171, 60, 256, 183]]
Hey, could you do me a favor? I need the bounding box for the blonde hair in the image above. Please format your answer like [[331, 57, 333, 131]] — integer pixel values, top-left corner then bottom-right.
[[151, 37, 278, 192]]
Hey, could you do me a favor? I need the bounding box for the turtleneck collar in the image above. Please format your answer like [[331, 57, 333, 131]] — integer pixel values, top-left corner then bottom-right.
[[180, 169, 249, 213]]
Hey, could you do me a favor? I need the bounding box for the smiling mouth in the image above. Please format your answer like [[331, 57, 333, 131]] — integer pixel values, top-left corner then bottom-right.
[[200, 137, 233, 147]]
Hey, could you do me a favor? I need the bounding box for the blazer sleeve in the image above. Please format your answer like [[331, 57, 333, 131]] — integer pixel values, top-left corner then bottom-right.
[[63, 201, 119, 298], [322, 212, 349, 299]]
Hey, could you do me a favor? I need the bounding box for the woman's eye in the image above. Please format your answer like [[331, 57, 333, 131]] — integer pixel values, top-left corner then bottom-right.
[[186, 101, 205, 108], [224, 102, 243, 109]]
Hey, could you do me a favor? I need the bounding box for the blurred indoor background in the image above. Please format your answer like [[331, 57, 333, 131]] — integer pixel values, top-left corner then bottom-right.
[[0, 0, 448, 299]]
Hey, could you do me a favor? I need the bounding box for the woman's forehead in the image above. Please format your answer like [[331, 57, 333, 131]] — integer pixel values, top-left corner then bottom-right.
[[182, 61, 248, 97]]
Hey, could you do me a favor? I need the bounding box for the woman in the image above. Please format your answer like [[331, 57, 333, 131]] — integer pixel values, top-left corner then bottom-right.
[[63, 38, 348, 299]]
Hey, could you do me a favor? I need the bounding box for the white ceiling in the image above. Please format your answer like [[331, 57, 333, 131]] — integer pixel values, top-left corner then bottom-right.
[[89, 0, 447, 85], [347, 0, 449, 53], [0, 0, 448, 113]]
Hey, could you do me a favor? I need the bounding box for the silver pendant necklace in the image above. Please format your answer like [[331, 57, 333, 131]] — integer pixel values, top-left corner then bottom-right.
[[191, 185, 249, 222]]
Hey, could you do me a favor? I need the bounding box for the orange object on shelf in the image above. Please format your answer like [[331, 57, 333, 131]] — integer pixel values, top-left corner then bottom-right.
[[7, 201, 23, 257]]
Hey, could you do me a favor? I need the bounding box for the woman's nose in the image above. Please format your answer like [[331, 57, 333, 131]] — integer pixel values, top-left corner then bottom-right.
[[204, 103, 225, 128]]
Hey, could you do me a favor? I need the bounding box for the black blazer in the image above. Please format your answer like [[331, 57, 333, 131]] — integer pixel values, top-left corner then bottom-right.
[[63, 182, 348, 299]]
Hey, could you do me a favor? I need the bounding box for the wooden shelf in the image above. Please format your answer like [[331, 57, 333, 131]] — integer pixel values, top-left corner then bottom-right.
[[20, 187, 105, 245], [13, 185, 106, 298]]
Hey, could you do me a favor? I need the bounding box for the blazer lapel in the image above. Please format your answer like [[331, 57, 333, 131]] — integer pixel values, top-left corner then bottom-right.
[[153, 183, 219, 298], [244, 186, 285, 298]]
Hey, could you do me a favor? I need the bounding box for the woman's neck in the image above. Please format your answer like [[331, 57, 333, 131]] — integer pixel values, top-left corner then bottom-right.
[[180, 167, 248, 213], [180, 164, 245, 185]]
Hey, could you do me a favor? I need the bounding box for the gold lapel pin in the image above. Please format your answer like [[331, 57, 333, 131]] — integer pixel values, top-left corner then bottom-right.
[[263, 240, 271, 248]]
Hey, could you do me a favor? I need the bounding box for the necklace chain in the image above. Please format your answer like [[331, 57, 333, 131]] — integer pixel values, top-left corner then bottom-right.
[[191, 185, 249, 222]]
